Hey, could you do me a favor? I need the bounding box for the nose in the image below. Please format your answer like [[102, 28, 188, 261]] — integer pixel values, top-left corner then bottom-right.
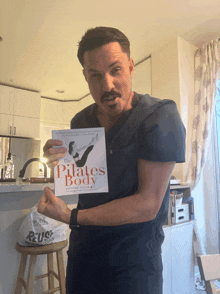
[[102, 74, 114, 92]]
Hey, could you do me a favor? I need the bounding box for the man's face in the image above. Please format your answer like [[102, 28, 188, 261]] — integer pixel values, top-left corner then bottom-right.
[[83, 42, 134, 118]]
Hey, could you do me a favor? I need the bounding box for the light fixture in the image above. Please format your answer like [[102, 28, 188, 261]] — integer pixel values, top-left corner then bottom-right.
[[56, 90, 65, 93]]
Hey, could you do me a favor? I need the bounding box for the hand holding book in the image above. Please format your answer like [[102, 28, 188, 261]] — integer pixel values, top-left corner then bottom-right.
[[43, 139, 67, 169], [52, 128, 108, 196]]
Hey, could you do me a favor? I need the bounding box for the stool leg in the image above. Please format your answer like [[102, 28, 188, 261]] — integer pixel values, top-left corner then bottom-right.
[[15, 253, 28, 294], [26, 255, 37, 294], [47, 252, 54, 290], [56, 250, 66, 294]]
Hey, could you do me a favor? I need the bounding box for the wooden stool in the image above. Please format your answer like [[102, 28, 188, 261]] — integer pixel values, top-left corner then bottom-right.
[[15, 240, 68, 294]]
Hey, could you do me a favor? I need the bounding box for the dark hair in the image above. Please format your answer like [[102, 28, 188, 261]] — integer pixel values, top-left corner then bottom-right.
[[77, 26, 130, 66]]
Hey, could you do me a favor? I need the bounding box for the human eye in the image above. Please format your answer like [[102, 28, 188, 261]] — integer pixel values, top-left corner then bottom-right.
[[89, 72, 102, 81], [111, 67, 121, 76]]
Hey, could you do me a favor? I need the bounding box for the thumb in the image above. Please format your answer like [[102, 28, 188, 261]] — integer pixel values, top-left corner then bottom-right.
[[44, 187, 56, 203]]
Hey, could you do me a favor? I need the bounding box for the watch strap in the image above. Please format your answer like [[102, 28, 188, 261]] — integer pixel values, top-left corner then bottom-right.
[[69, 208, 80, 228]]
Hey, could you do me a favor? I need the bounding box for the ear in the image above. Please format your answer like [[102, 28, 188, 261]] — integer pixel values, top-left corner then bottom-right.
[[83, 68, 88, 82], [129, 58, 134, 78]]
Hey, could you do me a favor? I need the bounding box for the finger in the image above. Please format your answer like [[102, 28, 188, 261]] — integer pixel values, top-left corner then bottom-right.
[[37, 194, 47, 213], [47, 152, 66, 162], [47, 161, 59, 169], [47, 159, 63, 169], [43, 139, 64, 153], [46, 153, 66, 169], [44, 147, 67, 159]]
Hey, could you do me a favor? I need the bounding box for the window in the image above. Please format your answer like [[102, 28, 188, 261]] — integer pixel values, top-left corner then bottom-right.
[[216, 80, 220, 180]]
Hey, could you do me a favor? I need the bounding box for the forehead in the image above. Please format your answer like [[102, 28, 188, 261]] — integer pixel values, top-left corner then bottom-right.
[[83, 42, 129, 70]]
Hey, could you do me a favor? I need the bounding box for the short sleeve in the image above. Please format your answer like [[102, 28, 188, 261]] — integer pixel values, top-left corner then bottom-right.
[[137, 101, 186, 163]]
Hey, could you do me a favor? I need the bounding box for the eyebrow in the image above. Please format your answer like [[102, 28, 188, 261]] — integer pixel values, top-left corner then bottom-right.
[[88, 61, 121, 73]]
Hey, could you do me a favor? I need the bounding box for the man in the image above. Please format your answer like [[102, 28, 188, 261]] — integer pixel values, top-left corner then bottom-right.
[[38, 27, 185, 294]]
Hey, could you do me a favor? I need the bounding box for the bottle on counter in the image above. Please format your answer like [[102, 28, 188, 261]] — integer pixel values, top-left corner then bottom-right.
[[3, 153, 15, 179]]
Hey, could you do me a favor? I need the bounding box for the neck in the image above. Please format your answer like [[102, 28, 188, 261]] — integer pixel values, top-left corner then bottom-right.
[[96, 91, 134, 132], [96, 112, 120, 133]]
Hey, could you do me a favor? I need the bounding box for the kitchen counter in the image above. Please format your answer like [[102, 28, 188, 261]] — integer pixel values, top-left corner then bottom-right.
[[0, 182, 55, 193], [0, 183, 190, 194]]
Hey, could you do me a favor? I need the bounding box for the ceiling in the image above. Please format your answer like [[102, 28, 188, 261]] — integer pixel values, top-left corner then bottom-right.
[[0, 0, 220, 101]]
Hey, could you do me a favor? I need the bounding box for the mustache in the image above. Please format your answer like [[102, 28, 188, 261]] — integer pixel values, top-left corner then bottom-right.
[[101, 90, 121, 101]]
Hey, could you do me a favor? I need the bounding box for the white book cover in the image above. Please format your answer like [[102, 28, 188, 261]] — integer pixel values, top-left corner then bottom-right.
[[52, 128, 108, 196]]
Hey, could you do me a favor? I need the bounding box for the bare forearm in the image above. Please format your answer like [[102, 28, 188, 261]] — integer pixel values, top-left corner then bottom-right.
[[77, 193, 159, 226], [43, 161, 174, 227]]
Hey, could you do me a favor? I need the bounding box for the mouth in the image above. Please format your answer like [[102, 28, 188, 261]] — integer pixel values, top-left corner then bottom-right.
[[103, 96, 119, 103]]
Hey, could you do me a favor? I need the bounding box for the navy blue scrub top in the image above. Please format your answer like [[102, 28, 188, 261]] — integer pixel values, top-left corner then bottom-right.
[[69, 92, 186, 259], [70, 92, 186, 212]]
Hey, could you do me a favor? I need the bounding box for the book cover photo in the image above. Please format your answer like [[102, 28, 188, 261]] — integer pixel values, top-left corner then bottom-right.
[[52, 127, 108, 196]]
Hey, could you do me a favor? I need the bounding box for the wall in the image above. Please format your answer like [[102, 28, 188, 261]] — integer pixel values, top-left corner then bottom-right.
[[152, 38, 181, 180], [132, 57, 151, 95], [177, 37, 197, 181], [152, 39, 181, 110], [151, 37, 197, 181]]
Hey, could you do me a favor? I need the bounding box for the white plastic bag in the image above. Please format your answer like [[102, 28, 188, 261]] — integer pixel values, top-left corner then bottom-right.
[[18, 204, 68, 246]]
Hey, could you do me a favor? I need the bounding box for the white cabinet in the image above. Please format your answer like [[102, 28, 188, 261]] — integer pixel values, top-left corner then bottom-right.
[[171, 222, 195, 294], [0, 85, 40, 138], [0, 114, 13, 135], [13, 116, 40, 138], [162, 227, 172, 293], [162, 221, 195, 294]]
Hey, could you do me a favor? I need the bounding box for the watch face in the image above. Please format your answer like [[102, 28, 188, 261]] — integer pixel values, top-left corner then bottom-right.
[[70, 224, 80, 228]]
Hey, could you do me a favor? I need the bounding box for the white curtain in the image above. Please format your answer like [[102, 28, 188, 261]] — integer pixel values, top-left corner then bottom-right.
[[184, 40, 220, 258], [203, 110, 220, 254], [185, 40, 220, 189]]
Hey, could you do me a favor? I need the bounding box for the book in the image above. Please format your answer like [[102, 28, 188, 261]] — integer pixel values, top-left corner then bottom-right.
[[52, 127, 108, 196]]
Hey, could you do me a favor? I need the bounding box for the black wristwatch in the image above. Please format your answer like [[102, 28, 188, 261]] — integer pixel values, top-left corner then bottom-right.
[[69, 208, 80, 228]]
